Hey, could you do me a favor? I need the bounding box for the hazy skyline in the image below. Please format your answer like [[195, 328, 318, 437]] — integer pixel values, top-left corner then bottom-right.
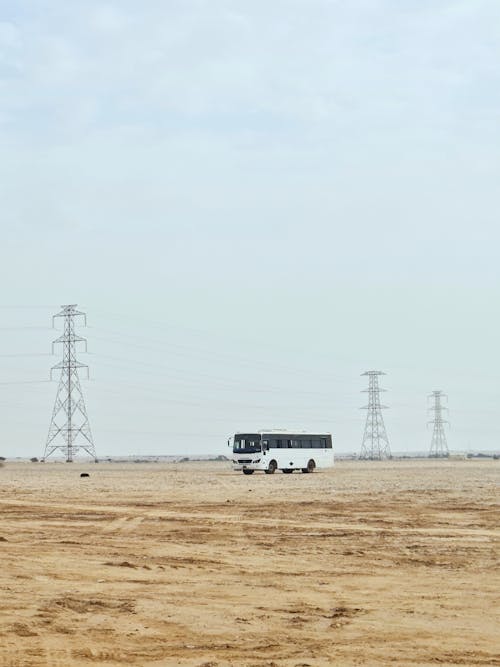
[[1, 1, 499, 457]]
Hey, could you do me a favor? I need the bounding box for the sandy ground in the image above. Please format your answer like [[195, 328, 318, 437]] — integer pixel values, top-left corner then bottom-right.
[[0, 459, 498, 667]]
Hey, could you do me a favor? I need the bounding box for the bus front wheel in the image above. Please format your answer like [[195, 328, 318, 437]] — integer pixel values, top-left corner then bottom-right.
[[243, 469, 254, 475], [265, 460, 277, 474]]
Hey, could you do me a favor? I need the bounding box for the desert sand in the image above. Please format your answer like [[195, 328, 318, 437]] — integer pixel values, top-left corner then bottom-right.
[[0, 459, 498, 667]]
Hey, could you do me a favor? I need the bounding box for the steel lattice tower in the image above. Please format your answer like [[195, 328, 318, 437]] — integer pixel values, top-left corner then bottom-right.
[[359, 370, 391, 460], [42, 305, 97, 463], [428, 390, 449, 458]]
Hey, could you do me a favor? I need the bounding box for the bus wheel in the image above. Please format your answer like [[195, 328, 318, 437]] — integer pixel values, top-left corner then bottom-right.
[[243, 469, 254, 475], [265, 460, 277, 474], [282, 468, 294, 474], [307, 459, 316, 473]]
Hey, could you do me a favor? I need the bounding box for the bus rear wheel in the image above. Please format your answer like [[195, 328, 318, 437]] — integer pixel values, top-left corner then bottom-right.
[[243, 469, 254, 475], [265, 460, 277, 474], [307, 459, 316, 473]]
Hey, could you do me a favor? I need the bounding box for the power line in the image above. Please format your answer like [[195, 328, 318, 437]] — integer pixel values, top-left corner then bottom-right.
[[0, 380, 51, 386], [90, 354, 340, 399], [0, 305, 58, 309], [0, 327, 53, 331], [88, 328, 342, 383], [0, 353, 52, 358]]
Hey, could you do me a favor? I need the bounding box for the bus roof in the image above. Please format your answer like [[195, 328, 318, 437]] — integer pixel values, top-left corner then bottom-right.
[[235, 430, 331, 436]]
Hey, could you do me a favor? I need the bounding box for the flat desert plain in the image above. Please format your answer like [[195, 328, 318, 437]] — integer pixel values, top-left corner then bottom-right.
[[0, 459, 498, 667]]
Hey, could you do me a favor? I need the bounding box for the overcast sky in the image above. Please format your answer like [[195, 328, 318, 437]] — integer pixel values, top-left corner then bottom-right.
[[1, 1, 499, 458]]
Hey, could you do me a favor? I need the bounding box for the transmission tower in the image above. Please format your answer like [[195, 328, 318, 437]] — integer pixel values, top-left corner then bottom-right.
[[42, 305, 97, 463], [428, 390, 449, 458], [359, 370, 391, 460]]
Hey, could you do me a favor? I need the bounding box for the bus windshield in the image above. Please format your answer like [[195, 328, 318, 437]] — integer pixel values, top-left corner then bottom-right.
[[233, 435, 261, 454]]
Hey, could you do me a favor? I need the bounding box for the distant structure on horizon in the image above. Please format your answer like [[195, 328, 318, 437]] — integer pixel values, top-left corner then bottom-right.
[[428, 390, 449, 458], [359, 370, 391, 460], [42, 304, 97, 463]]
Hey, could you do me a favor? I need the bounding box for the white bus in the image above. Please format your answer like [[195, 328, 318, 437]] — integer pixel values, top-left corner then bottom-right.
[[229, 430, 334, 475]]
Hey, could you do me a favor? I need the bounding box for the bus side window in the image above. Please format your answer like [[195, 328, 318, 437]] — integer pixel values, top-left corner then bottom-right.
[[287, 439, 292, 448], [321, 438, 327, 448], [262, 440, 269, 450], [275, 439, 282, 448]]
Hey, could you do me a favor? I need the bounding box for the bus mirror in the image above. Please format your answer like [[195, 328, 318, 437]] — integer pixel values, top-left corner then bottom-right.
[[227, 439, 230, 447]]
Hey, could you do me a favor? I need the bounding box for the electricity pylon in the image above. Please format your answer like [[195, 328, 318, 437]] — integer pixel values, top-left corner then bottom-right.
[[359, 370, 391, 460], [42, 305, 97, 462], [428, 390, 449, 458]]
